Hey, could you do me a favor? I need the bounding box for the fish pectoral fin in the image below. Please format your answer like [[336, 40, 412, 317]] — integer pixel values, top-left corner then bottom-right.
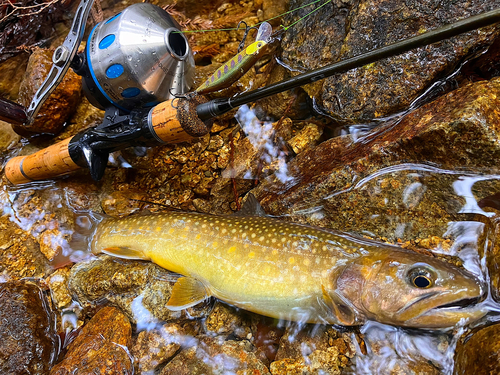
[[167, 276, 210, 311], [322, 285, 356, 326], [102, 247, 149, 260]]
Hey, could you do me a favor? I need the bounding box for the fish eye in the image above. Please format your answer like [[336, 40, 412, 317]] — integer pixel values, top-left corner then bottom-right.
[[412, 275, 432, 288], [407, 267, 435, 289]]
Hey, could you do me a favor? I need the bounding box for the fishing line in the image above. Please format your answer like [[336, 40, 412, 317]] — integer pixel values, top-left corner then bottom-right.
[[173, 0, 332, 34]]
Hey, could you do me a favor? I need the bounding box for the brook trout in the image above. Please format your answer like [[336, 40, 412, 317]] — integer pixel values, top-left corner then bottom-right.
[[91, 195, 486, 328]]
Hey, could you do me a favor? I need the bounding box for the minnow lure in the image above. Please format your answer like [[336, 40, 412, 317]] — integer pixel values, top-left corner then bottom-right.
[[195, 22, 274, 95]]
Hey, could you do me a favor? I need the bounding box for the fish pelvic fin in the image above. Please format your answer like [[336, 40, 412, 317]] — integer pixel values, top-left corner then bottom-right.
[[167, 276, 210, 311], [322, 285, 356, 326], [102, 246, 149, 260]]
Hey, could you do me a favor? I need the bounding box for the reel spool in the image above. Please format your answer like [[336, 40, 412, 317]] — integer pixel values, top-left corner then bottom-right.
[[75, 3, 195, 112]]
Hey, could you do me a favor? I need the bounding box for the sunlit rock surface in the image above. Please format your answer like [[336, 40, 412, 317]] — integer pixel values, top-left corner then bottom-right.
[[0, 281, 58, 374], [256, 77, 500, 244], [15, 48, 82, 136], [281, 0, 500, 123], [50, 306, 133, 375], [454, 323, 500, 375], [68, 255, 212, 323]]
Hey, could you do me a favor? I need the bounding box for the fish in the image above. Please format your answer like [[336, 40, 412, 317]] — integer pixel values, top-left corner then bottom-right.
[[90, 195, 486, 329]]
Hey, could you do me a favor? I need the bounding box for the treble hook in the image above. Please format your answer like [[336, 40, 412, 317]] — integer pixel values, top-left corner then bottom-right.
[[236, 21, 259, 53]]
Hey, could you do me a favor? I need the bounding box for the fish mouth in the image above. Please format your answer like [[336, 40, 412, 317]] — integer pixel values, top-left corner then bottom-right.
[[433, 296, 481, 310]]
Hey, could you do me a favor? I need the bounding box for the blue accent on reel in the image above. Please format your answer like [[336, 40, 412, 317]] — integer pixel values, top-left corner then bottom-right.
[[99, 34, 116, 49], [86, 24, 129, 113], [121, 87, 141, 98], [105, 13, 121, 24], [106, 64, 124, 79]]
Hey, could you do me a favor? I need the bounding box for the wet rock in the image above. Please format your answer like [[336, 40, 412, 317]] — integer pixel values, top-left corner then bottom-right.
[[50, 306, 133, 375], [14, 48, 82, 136], [0, 215, 52, 280], [204, 302, 252, 339], [46, 267, 72, 309], [287, 122, 323, 154], [0, 53, 28, 100], [2, 186, 76, 261], [0, 120, 21, 151], [0, 280, 58, 374], [160, 336, 270, 375], [281, 0, 500, 123], [270, 325, 356, 375], [131, 322, 194, 374], [101, 189, 147, 217], [255, 77, 500, 244], [68, 255, 211, 323], [454, 323, 500, 375]]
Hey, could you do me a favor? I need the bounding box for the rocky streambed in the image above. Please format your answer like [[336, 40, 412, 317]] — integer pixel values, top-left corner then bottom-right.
[[1, 0, 500, 374]]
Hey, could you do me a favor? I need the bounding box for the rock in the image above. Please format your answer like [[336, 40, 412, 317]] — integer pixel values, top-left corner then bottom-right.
[[204, 302, 252, 339], [454, 323, 500, 375], [255, 77, 500, 245], [50, 306, 133, 375], [46, 267, 73, 309], [0, 53, 28, 100], [0, 281, 58, 374], [160, 336, 270, 375], [0, 120, 21, 152], [131, 323, 194, 374], [68, 255, 212, 324], [270, 325, 356, 375], [281, 0, 500, 123], [287, 122, 323, 154], [14, 48, 82, 136], [0, 215, 52, 280]]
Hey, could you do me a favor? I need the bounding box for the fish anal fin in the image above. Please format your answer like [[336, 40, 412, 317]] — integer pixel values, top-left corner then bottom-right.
[[322, 285, 356, 326], [234, 193, 267, 217], [102, 246, 149, 260], [167, 276, 210, 311]]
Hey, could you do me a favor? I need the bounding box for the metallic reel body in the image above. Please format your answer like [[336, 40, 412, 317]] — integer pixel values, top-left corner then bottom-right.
[[80, 3, 195, 112]]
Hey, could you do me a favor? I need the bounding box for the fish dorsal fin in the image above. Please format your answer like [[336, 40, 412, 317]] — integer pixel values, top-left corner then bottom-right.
[[234, 194, 267, 217], [322, 285, 356, 326], [102, 246, 149, 260], [166, 276, 210, 311]]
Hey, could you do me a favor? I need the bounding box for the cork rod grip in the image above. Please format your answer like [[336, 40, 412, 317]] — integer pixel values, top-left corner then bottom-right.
[[4, 137, 81, 184]]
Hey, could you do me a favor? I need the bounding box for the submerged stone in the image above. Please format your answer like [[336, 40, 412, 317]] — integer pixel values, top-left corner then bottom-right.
[[454, 323, 500, 375], [0, 281, 58, 374], [160, 336, 270, 375], [50, 306, 132, 375], [68, 255, 211, 324], [255, 77, 500, 245], [14, 48, 81, 136], [281, 0, 500, 123], [131, 322, 196, 374], [270, 325, 356, 375], [0, 215, 52, 280]]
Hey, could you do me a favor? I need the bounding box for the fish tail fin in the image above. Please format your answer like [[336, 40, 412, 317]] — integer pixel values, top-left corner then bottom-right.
[[101, 246, 148, 260], [69, 211, 108, 253]]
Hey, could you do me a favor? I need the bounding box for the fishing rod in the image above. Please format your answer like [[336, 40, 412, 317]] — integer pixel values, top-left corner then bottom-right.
[[4, 7, 500, 184]]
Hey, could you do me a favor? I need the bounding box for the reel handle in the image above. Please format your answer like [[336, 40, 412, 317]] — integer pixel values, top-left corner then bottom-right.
[[4, 137, 82, 184]]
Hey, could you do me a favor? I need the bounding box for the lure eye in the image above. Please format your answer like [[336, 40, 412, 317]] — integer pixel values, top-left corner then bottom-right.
[[407, 266, 435, 289]]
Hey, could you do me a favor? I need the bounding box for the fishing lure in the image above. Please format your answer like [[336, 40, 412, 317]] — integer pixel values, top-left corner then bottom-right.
[[195, 21, 273, 95]]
